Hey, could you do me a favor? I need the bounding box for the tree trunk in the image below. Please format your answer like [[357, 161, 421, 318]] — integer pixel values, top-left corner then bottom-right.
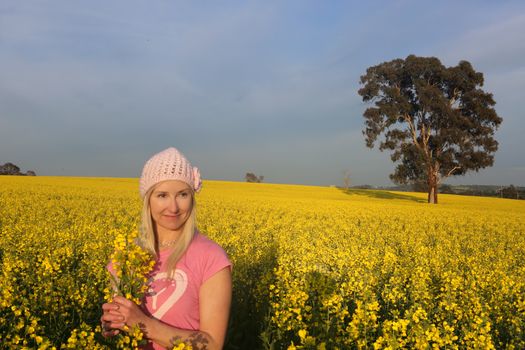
[[427, 166, 439, 204]]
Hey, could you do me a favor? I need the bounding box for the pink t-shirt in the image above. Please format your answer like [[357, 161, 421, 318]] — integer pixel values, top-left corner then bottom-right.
[[108, 232, 231, 349]]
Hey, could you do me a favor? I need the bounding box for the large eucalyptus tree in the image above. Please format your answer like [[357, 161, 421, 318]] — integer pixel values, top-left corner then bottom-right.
[[358, 55, 502, 203]]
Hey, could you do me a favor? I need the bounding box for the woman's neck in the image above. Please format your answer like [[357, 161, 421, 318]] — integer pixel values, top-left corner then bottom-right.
[[156, 227, 183, 248]]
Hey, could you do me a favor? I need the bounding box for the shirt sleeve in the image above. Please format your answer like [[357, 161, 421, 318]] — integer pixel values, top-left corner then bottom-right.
[[106, 259, 120, 293], [106, 260, 115, 275], [197, 237, 232, 284]]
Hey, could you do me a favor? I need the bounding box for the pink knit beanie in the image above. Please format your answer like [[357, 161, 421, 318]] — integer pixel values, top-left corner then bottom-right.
[[139, 147, 202, 198]]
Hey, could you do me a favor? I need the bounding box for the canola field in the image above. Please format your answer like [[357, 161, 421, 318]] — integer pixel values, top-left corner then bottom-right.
[[1, 176, 524, 349]]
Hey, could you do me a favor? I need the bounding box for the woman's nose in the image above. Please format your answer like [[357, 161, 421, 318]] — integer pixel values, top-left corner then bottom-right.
[[167, 197, 179, 212]]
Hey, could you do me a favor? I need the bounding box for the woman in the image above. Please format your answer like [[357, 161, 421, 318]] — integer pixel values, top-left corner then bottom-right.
[[101, 147, 232, 350]]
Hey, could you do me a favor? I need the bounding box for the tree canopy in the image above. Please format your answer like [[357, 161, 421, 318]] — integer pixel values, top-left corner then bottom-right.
[[358, 55, 502, 203], [245, 172, 264, 183], [0, 162, 36, 176]]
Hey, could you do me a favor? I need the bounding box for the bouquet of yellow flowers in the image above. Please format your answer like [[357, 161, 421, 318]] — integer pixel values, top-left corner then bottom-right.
[[105, 229, 156, 349]]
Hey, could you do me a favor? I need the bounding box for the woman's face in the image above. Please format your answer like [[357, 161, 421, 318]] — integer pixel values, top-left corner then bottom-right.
[[149, 180, 193, 235]]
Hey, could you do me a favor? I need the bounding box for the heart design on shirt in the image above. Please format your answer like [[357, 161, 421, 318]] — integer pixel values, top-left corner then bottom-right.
[[149, 269, 188, 319]]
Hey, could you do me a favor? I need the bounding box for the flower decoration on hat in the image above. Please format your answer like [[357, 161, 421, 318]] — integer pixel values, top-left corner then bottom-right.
[[193, 167, 202, 193]]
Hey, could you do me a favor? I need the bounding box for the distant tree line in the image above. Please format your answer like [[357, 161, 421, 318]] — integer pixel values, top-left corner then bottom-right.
[[497, 185, 523, 200], [455, 184, 523, 200], [245, 172, 264, 183], [422, 183, 522, 200], [353, 183, 523, 200], [0, 162, 36, 176]]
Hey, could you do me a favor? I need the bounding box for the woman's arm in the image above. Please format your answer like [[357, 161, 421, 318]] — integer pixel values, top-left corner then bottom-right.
[[105, 267, 232, 349]]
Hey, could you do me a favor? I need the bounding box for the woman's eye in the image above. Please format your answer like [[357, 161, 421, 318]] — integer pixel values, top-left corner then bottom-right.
[[180, 192, 189, 198], [157, 193, 167, 198]]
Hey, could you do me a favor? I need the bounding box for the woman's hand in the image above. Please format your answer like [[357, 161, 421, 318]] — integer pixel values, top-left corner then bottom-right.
[[101, 296, 150, 336], [100, 302, 123, 337], [111, 296, 150, 330]]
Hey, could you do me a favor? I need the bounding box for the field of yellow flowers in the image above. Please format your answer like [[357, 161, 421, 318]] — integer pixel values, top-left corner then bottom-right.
[[1, 176, 524, 349]]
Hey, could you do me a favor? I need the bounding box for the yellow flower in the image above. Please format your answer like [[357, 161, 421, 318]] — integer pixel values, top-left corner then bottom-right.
[[1, 176, 524, 349], [298, 329, 307, 339]]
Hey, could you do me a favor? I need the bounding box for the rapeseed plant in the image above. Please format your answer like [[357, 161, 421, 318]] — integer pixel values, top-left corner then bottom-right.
[[0, 176, 524, 348]]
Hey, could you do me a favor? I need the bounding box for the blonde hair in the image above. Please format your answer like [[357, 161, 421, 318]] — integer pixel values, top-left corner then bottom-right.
[[138, 184, 196, 278]]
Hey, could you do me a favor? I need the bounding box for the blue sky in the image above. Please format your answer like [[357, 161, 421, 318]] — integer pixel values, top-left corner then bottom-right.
[[1, 0, 524, 186]]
